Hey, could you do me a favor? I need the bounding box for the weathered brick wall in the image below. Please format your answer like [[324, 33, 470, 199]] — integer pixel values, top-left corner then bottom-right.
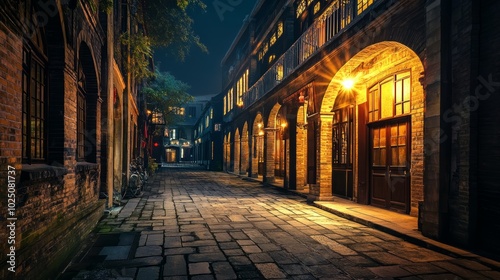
[[0, 21, 23, 280], [0, 3, 106, 279], [446, 0, 475, 245]]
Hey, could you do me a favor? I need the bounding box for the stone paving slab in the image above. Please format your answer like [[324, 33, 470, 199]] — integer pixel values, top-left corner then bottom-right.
[[60, 166, 500, 279]]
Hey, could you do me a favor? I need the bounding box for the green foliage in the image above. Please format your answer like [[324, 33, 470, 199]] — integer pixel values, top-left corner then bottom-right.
[[99, 0, 113, 14], [120, 32, 154, 80], [142, 70, 194, 126], [139, 0, 208, 61]]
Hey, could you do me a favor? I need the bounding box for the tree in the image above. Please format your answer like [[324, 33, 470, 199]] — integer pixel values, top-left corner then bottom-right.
[[143, 69, 194, 130], [139, 0, 208, 61]]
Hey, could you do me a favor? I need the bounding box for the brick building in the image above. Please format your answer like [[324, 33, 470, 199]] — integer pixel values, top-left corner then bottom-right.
[[0, 0, 147, 278], [213, 0, 500, 259]]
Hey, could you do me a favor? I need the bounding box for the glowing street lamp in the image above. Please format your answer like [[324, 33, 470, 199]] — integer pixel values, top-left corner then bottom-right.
[[342, 78, 355, 90]]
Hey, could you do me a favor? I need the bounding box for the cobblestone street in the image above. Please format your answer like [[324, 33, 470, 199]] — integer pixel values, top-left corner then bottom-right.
[[61, 166, 500, 279]]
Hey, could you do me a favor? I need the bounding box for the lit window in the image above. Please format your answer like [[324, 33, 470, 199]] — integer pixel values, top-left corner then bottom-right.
[[268, 54, 276, 64], [270, 33, 277, 46], [357, 0, 374, 15], [223, 96, 227, 115], [332, 107, 353, 165], [296, 0, 306, 18], [276, 63, 284, 81], [368, 71, 411, 122], [277, 21, 284, 37], [314, 2, 320, 14]]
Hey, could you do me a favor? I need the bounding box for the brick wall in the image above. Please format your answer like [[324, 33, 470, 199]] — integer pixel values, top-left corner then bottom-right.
[[0, 4, 106, 278]]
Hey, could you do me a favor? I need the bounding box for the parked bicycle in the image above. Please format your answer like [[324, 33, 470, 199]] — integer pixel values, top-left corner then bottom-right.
[[121, 157, 148, 199]]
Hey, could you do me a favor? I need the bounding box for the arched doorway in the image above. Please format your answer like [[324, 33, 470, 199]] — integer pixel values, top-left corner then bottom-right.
[[320, 41, 425, 215], [252, 114, 264, 178], [331, 90, 355, 198], [241, 122, 250, 175], [234, 128, 241, 174]]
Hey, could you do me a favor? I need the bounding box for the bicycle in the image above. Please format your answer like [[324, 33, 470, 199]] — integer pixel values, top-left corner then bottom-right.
[[121, 158, 147, 199]]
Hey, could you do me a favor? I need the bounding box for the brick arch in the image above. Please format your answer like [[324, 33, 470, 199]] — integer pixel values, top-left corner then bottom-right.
[[267, 103, 282, 129], [241, 122, 250, 175], [234, 128, 241, 174], [78, 42, 100, 163], [317, 41, 425, 214], [44, 3, 68, 165], [251, 113, 264, 177], [321, 41, 423, 113]]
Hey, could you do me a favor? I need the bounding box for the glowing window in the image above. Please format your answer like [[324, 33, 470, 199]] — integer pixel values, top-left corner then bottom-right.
[[368, 71, 411, 122], [277, 21, 284, 37], [270, 33, 277, 46], [268, 54, 276, 64], [276, 63, 284, 81], [357, 0, 374, 15], [296, 0, 306, 18], [314, 2, 320, 14]]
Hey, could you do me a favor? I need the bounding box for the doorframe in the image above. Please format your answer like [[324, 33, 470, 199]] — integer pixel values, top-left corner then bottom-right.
[[367, 115, 411, 213]]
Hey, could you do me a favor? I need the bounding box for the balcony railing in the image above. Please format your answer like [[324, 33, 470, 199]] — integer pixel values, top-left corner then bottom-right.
[[243, 0, 376, 109]]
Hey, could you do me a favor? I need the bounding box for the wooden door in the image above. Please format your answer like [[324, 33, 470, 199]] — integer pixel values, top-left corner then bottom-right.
[[370, 119, 410, 213]]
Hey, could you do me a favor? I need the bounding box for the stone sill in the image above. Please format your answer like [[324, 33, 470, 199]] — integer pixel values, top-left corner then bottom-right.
[[75, 162, 99, 173], [21, 164, 68, 183]]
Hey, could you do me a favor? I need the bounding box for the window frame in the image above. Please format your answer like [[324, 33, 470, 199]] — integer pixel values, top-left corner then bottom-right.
[[367, 71, 412, 123], [22, 42, 48, 164], [76, 66, 88, 162]]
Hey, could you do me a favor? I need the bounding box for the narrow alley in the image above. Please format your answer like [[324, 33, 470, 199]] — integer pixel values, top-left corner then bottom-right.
[[60, 166, 500, 280]]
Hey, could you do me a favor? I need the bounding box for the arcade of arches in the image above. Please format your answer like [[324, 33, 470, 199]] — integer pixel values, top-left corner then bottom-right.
[[224, 41, 424, 216]]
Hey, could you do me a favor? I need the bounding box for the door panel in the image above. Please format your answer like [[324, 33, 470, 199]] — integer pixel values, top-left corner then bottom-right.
[[370, 119, 410, 213]]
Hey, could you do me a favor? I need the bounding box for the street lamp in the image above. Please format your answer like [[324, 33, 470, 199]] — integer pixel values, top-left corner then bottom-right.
[[342, 78, 355, 90]]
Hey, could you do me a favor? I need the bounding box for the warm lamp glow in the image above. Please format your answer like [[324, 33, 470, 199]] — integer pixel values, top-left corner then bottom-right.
[[342, 78, 355, 89]]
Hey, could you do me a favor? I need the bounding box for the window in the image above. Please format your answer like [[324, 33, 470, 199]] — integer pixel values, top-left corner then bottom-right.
[[22, 39, 47, 162], [357, 0, 374, 15], [77, 62, 87, 161], [277, 21, 284, 37], [332, 106, 353, 165], [276, 63, 284, 81], [296, 0, 307, 18], [314, 2, 320, 14], [223, 96, 227, 115], [368, 71, 411, 122], [268, 54, 276, 64]]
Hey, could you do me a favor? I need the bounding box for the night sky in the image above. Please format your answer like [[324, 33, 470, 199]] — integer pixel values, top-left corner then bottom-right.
[[153, 1, 257, 99]]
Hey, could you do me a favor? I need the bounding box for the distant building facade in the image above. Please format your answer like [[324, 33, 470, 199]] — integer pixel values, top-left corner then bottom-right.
[[193, 97, 224, 170], [158, 99, 210, 163], [205, 0, 500, 259]]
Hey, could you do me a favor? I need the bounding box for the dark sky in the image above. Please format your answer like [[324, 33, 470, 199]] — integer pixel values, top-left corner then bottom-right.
[[153, 1, 257, 99]]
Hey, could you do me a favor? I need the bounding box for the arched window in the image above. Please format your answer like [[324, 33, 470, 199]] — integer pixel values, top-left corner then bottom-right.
[[332, 90, 355, 166], [77, 61, 87, 161], [22, 28, 47, 163]]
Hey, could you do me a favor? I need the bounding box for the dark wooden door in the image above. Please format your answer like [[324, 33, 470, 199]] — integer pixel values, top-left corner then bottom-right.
[[369, 119, 410, 213]]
